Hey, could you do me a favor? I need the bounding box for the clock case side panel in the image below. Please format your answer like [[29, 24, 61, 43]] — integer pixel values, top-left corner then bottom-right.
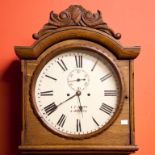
[[20, 60, 27, 145], [129, 60, 136, 145], [20, 59, 39, 147]]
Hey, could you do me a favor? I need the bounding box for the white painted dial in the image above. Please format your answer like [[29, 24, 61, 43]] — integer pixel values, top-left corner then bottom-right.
[[33, 49, 122, 138]]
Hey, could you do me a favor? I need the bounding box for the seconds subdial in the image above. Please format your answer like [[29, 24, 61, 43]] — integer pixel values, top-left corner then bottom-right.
[[67, 69, 89, 91]]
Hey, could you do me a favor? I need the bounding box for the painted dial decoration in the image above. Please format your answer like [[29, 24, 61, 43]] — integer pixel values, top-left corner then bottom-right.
[[32, 49, 122, 138]]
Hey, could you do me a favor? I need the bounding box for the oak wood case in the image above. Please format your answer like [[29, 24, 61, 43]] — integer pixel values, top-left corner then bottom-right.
[[14, 5, 140, 155]]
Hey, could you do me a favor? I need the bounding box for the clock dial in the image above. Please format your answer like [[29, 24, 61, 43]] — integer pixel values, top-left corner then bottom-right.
[[32, 49, 122, 138]]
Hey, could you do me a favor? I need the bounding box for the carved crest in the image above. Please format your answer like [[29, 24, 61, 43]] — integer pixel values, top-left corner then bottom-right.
[[33, 5, 121, 40]]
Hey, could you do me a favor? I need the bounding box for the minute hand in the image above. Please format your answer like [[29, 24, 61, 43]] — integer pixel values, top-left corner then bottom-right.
[[57, 93, 77, 107]]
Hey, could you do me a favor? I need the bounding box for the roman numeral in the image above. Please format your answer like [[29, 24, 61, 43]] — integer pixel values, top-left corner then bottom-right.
[[100, 73, 112, 82], [57, 114, 66, 127], [92, 117, 99, 126], [45, 75, 57, 81], [99, 103, 114, 115], [104, 90, 117, 96], [76, 119, 82, 132], [91, 60, 98, 71], [40, 90, 53, 96], [57, 59, 68, 71], [75, 55, 82, 68], [44, 102, 57, 115]]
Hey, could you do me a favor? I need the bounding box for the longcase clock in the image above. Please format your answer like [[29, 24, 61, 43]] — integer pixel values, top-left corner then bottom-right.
[[15, 5, 140, 155]]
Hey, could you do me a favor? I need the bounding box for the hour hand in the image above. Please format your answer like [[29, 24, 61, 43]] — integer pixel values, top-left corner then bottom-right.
[[76, 91, 83, 117]]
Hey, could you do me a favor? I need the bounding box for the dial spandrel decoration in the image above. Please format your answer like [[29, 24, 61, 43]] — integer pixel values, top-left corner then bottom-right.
[[32, 49, 123, 138]]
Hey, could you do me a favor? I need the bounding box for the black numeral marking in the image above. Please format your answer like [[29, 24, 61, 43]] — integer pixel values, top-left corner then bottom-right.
[[76, 119, 82, 132], [57, 114, 66, 127], [40, 90, 53, 96], [44, 102, 57, 115], [99, 103, 114, 115], [100, 73, 112, 82], [57, 59, 68, 71], [104, 90, 117, 96], [45, 75, 57, 81], [92, 117, 99, 126], [75, 55, 82, 68], [91, 60, 98, 71]]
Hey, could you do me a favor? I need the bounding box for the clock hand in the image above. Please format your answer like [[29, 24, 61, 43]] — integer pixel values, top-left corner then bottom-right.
[[57, 91, 81, 107], [68, 78, 86, 82], [57, 93, 77, 107], [76, 92, 83, 117]]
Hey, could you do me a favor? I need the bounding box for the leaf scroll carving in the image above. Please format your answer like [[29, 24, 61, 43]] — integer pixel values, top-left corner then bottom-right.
[[33, 5, 121, 40]]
